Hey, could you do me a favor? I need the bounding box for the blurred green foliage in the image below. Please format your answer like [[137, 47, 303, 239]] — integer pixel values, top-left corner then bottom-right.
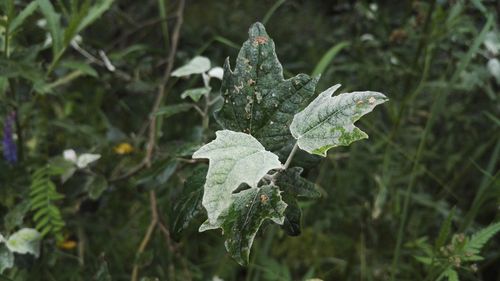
[[0, 0, 499, 280]]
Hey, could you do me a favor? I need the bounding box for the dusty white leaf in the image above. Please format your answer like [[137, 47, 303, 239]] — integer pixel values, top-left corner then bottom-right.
[[290, 84, 388, 156], [487, 58, 500, 84], [76, 153, 101, 168], [181, 87, 211, 102], [192, 130, 282, 225], [0, 245, 14, 274], [484, 32, 500, 55], [208, 67, 224, 80], [171, 56, 211, 77], [5, 228, 41, 257], [63, 149, 77, 163]]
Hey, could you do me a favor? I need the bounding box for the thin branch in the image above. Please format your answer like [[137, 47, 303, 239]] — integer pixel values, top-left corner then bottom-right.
[[130, 0, 186, 280]]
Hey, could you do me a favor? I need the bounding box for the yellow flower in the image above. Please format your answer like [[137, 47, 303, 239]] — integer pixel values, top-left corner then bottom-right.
[[114, 142, 134, 155], [58, 239, 77, 250]]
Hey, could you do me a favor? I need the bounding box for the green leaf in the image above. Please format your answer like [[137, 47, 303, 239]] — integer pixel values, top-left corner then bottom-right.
[[154, 103, 192, 117], [201, 185, 286, 265], [10, 1, 38, 33], [60, 60, 98, 77], [37, 0, 63, 55], [0, 245, 14, 274], [275, 167, 320, 198], [85, 174, 108, 200], [94, 258, 112, 281], [0, 58, 44, 82], [280, 194, 301, 236], [5, 228, 41, 257], [464, 221, 500, 255], [443, 268, 459, 281], [274, 167, 319, 236], [181, 87, 211, 102], [76, 0, 113, 35], [171, 56, 211, 77], [435, 208, 455, 250], [171, 165, 207, 240], [214, 22, 319, 155], [290, 84, 388, 156], [4, 201, 31, 232], [135, 158, 178, 189], [192, 130, 282, 225]]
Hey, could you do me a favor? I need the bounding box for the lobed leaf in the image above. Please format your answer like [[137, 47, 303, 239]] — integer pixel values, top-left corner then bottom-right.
[[192, 130, 282, 225], [200, 185, 286, 265], [290, 84, 388, 156], [214, 22, 318, 155], [5, 228, 41, 257]]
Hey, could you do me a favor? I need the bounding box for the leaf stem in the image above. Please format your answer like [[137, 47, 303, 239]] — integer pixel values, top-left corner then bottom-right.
[[282, 142, 299, 170]]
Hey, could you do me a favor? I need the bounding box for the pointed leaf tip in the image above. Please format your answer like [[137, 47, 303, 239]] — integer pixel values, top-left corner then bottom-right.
[[290, 85, 388, 156], [248, 22, 268, 38]]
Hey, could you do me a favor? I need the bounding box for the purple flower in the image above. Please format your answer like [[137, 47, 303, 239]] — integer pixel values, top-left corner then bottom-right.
[[2, 112, 17, 164]]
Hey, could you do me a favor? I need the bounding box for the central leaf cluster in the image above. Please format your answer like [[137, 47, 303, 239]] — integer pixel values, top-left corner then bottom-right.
[[193, 22, 387, 265]]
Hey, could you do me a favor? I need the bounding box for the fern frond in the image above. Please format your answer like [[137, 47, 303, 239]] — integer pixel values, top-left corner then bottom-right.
[[29, 166, 65, 241], [464, 221, 500, 255]]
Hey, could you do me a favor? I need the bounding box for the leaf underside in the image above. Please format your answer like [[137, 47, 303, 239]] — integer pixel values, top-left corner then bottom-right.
[[290, 84, 388, 156], [192, 130, 282, 226]]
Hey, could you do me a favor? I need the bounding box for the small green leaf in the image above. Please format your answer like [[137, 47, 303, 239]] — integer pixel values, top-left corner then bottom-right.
[[135, 158, 178, 189], [435, 208, 455, 250], [154, 103, 192, 117], [0, 245, 14, 274], [85, 174, 108, 200], [171, 165, 207, 240], [463, 221, 500, 255], [4, 201, 31, 232], [10, 1, 38, 33], [275, 167, 320, 198], [280, 194, 301, 236], [37, 0, 63, 55], [5, 228, 41, 257], [290, 84, 388, 156], [413, 256, 432, 265], [181, 87, 211, 102], [171, 56, 211, 77], [94, 257, 112, 281], [76, 0, 114, 35], [201, 185, 286, 265], [61, 60, 98, 77], [443, 268, 459, 281], [192, 130, 282, 225]]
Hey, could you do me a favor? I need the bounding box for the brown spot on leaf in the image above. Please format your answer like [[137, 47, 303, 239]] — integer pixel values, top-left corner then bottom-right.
[[260, 194, 269, 203], [254, 36, 269, 45]]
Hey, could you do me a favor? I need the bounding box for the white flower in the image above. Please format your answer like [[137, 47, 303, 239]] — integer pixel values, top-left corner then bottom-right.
[[63, 149, 101, 169]]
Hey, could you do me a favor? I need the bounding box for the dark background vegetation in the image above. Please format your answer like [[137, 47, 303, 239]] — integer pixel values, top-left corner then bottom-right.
[[1, 0, 499, 280]]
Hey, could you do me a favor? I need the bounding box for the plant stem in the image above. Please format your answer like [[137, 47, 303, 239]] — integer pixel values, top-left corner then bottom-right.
[[202, 92, 210, 132], [282, 142, 299, 170]]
